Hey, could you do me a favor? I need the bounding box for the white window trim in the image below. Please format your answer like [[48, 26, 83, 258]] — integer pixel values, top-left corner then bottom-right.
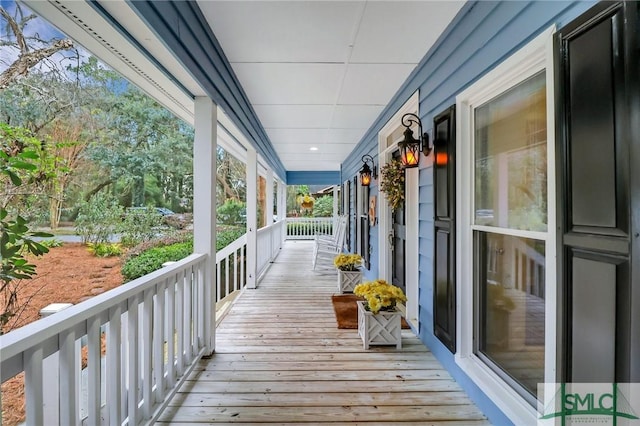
[[455, 26, 557, 425], [377, 92, 420, 327]]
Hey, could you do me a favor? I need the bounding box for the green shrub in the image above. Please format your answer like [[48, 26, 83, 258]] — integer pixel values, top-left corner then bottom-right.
[[216, 226, 244, 250], [217, 199, 246, 225], [88, 242, 123, 257], [312, 195, 333, 217], [121, 226, 245, 281], [39, 238, 63, 249], [122, 240, 193, 281], [123, 230, 192, 262], [75, 192, 123, 244], [119, 207, 163, 247]]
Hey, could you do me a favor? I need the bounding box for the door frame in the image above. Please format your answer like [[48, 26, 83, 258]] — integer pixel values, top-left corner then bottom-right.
[[378, 91, 420, 328]]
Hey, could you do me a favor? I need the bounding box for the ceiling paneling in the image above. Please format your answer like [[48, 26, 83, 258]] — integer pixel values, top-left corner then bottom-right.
[[198, 1, 465, 172]]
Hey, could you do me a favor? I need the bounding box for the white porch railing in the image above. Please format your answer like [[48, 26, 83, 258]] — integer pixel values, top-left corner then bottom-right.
[[215, 233, 247, 302], [0, 253, 208, 426], [285, 217, 333, 240], [0, 225, 286, 426], [256, 220, 285, 278]]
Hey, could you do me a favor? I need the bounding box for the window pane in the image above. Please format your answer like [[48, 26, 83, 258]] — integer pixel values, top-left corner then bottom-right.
[[474, 72, 547, 231], [477, 232, 545, 396]]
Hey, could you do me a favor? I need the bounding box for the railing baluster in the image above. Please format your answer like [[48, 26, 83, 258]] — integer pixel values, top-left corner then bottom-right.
[[59, 329, 78, 426], [127, 295, 139, 426], [183, 269, 192, 364], [175, 271, 184, 375], [87, 315, 101, 424], [154, 281, 166, 405], [225, 257, 230, 298], [191, 265, 199, 355], [196, 264, 204, 348], [240, 246, 245, 289], [216, 261, 222, 302], [166, 276, 176, 389], [233, 251, 239, 292], [25, 346, 44, 426], [142, 289, 153, 419], [107, 305, 122, 426]]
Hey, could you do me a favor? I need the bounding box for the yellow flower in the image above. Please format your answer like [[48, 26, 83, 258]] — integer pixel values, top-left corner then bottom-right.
[[334, 253, 363, 271], [354, 279, 407, 314]]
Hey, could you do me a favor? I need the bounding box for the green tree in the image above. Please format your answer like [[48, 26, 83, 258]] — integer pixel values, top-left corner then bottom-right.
[[0, 123, 51, 333], [312, 195, 333, 217]]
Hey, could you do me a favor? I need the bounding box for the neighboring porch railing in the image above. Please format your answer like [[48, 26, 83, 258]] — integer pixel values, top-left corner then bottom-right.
[[285, 217, 333, 240], [0, 254, 209, 426]]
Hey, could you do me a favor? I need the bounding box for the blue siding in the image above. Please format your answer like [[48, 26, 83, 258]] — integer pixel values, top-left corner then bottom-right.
[[286, 171, 340, 186], [128, 1, 287, 181], [341, 1, 597, 423]]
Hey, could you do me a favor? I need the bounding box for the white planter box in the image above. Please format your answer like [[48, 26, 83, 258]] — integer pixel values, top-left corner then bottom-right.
[[357, 301, 402, 349], [337, 270, 362, 293]]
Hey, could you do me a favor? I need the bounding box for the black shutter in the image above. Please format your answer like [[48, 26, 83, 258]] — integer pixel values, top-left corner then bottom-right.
[[433, 105, 456, 353], [555, 1, 639, 383], [346, 180, 351, 251], [353, 176, 358, 255]]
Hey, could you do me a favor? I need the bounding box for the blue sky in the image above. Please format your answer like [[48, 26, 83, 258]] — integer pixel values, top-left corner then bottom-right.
[[0, 0, 87, 73]]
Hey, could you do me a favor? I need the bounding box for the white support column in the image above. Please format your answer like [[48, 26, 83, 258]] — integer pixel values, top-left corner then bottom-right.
[[246, 148, 258, 289], [266, 169, 274, 225], [277, 180, 286, 242], [332, 184, 339, 217], [193, 97, 217, 354]]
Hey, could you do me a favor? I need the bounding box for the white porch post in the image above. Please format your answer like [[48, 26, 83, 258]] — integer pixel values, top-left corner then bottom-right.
[[266, 169, 274, 225], [193, 97, 217, 354], [332, 184, 339, 220], [246, 148, 258, 289], [277, 180, 286, 242]]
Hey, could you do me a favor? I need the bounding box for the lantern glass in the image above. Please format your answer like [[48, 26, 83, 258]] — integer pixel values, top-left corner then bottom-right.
[[360, 162, 373, 186], [360, 172, 372, 186], [400, 143, 420, 168]]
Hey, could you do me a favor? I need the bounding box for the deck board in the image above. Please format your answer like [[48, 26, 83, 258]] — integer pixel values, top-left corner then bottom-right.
[[158, 240, 490, 425]]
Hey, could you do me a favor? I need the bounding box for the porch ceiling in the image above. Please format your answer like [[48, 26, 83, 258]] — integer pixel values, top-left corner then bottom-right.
[[198, 1, 465, 172]]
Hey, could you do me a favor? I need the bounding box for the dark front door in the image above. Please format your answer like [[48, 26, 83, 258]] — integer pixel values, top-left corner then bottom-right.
[[555, 1, 639, 383], [391, 152, 406, 293]]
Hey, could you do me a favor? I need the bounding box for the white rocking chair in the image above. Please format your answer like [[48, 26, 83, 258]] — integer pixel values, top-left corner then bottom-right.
[[312, 215, 347, 273]]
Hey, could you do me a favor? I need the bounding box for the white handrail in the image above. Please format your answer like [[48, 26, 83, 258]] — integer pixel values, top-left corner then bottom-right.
[[0, 253, 208, 426]]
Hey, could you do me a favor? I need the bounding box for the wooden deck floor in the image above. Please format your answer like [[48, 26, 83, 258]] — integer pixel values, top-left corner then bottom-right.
[[158, 241, 490, 425]]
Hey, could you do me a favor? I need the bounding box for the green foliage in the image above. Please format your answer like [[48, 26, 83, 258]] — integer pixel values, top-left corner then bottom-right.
[[312, 195, 333, 217], [38, 238, 63, 248], [121, 240, 193, 281], [216, 226, 244, 250], [121, 226, 244, 281], [88, 242, 123, 257], [119, 207, 163, 247], [75, 192, 123, 244], [0, 123, 53, 332], [379, 159, 405, 212], [217, 199, 246, 225]]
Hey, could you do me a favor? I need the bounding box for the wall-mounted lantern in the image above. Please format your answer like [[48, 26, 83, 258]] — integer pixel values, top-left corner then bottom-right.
[[359, 154, 377, 186], [398, 113, 432, 168]]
